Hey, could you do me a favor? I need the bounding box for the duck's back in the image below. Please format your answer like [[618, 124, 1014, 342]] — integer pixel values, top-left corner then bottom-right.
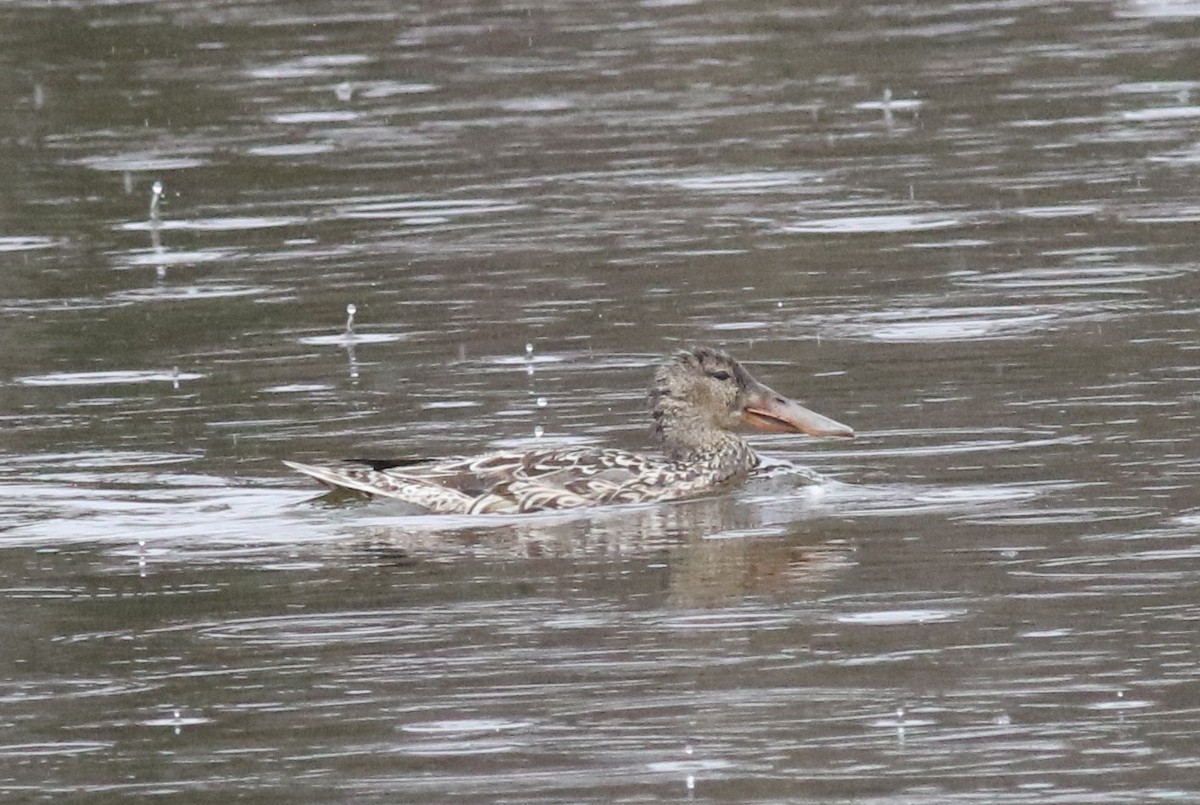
[[286, 446, 679, 514]]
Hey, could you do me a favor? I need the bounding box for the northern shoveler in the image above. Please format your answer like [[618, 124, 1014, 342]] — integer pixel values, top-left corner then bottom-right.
[[284, 346, 853, 514]]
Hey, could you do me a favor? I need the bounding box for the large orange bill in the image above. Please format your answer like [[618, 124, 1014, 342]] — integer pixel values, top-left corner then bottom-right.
[[742, 386, 854, 438]]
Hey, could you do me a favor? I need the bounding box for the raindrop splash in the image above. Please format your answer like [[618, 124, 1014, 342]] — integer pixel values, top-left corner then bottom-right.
[[149, 181, 164, 220]]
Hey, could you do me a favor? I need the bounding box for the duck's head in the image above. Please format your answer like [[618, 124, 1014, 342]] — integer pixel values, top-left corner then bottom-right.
[[651, 346, 853, 458]]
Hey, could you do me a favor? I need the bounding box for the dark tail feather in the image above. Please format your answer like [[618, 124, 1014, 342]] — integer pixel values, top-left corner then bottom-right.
[[345, 457, 423, 471]]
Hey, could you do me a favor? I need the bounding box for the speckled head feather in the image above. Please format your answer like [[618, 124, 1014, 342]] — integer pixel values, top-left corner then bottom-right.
[[651, 346, 760, 461]]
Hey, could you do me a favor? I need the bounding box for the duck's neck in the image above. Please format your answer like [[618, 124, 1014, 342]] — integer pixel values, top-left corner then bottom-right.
[[659, 427, 760, 482], [651, 383, 760, 481]]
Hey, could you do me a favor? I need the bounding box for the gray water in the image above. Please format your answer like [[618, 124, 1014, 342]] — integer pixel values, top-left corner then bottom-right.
[[2, 0, 1200, 801]]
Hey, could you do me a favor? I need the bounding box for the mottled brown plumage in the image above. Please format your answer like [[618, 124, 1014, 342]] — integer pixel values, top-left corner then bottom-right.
[[285, 346, 852, 514]]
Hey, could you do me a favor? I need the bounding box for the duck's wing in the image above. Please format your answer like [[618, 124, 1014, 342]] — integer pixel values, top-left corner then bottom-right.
[[285, 447, 667, 514], [423, 447, 665, 514], [283, 460, 479, 512]]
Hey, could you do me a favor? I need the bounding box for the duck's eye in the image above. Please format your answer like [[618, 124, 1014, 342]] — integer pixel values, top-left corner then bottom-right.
[[707, 370, 732, 382]]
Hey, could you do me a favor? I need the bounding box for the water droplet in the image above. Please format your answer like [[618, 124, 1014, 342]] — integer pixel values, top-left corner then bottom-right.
[[149, 181, 164, 220], [536, 396, 547, 408]]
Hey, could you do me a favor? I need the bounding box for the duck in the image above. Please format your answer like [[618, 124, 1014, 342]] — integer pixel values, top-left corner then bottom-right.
[[284, 346, 853, 514]]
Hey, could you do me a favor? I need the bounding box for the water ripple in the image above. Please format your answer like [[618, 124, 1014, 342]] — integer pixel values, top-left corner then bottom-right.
[[109, 284, 270, 302], [836, 608, 969, 626], [0, 742, 112, 758], [821, 304, 1122, 342], [0, 236, 58, 252], [16, 369, 205, 387], [960, 265, 1183, 292], [781, 212, 968, 234], [118, 216, 307, 232], [197, 612, 437, 647]]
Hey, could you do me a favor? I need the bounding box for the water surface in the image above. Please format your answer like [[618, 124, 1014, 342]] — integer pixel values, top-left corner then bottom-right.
[[2, 0, 1199, 801]]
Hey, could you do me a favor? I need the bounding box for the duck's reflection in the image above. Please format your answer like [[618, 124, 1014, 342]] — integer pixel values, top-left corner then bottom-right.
[[346, 492, 852, 607]]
